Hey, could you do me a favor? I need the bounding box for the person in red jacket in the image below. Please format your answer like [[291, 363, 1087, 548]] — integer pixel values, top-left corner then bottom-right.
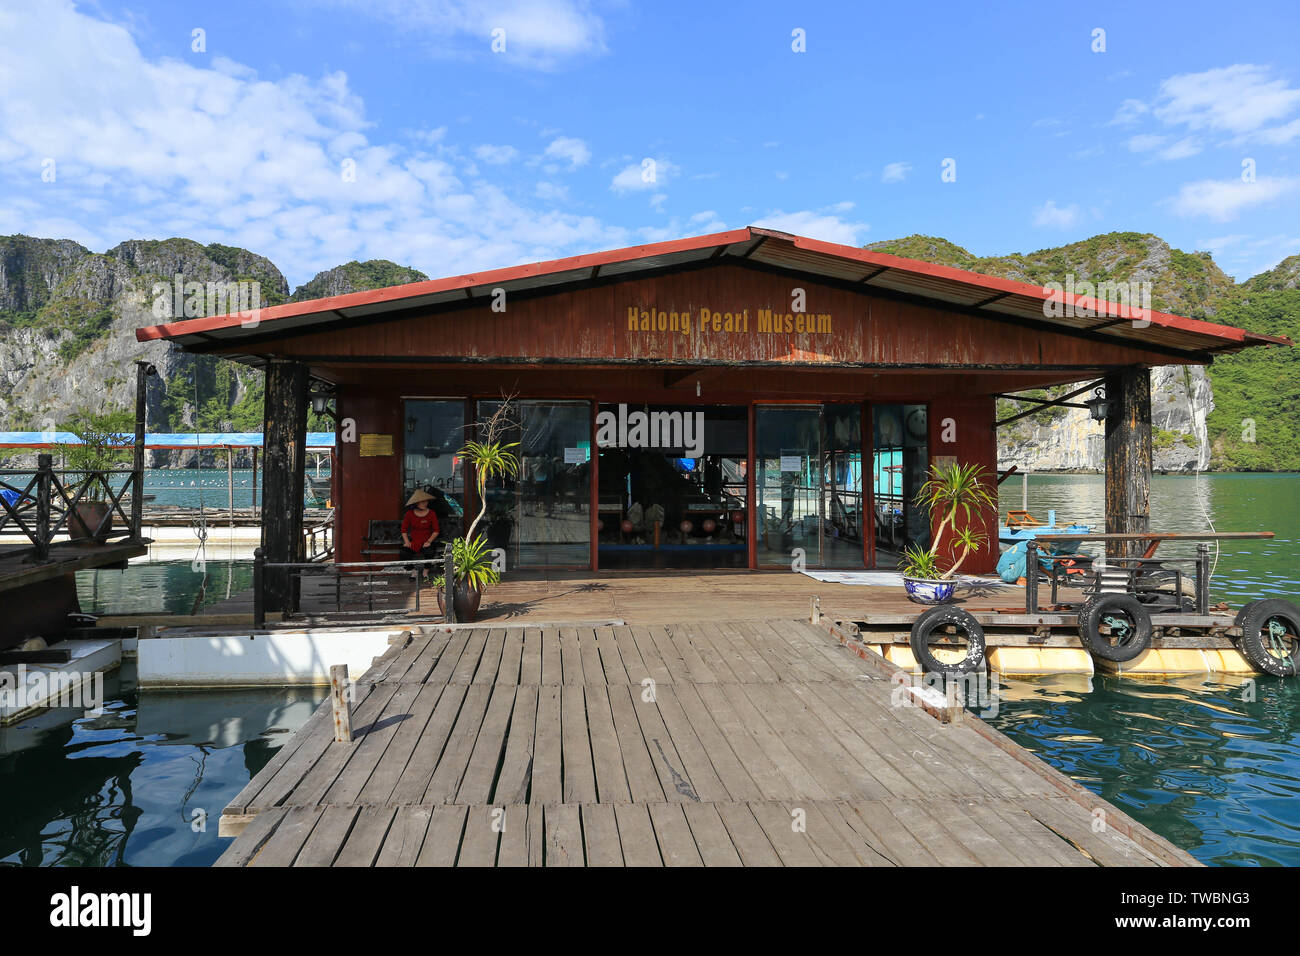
[[400, 489, 441, 580]]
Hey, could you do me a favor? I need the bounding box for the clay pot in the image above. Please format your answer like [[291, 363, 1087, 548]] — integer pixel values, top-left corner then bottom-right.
[[436, 584, 483, 622]]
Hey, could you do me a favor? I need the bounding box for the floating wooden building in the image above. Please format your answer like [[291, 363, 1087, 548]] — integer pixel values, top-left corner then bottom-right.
[[135, 227, 1290, 616]]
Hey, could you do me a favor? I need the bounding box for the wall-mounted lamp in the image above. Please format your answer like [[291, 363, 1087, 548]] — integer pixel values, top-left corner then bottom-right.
[[695, 380, 701, 398], [309, 388, 338, 421], [1085, 386, 1109, 422]]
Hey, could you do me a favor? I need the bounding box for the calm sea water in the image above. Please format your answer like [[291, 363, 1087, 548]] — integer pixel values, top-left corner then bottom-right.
[[27, 473, 1300, 866], [139, 467, 330, 509], [991, 473, 1300, 866], [0, 663, 325, 867]]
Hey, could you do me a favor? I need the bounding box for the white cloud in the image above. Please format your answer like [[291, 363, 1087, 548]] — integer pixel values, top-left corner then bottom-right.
[[750, 207, 869, 246], [1126, 134, 1167, 153], [1195, 232, 1300, 281], [534, 180, 568, 201], [1110, 98, 1149, 126], [1032, 200, 1081, 229], [881, 161, 911, 183], [309, 0, 608, 69], [0, 1, 631, 285], [1154, 64, 1300, 136], [610, 158, 678, 193], [688, 210, 727, 233], [1116, 65, 1300, 154], [1158, 137, 1202, 160], [542, 135, 590, 169], [473, 144, 519, 164], [1127, 134, 1201, 160], [1166, 176, 1300, 221]]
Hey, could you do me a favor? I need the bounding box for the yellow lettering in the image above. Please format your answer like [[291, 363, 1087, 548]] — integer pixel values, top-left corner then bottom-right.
[[627, 306, 639, 331]]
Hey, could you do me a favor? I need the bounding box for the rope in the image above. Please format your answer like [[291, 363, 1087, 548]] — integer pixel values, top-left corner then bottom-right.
[[188, 370, 209, 611], [1194, 464, 1220, 585]]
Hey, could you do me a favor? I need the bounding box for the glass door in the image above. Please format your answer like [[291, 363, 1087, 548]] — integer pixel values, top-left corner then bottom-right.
[[755, 404, 863, 568], [478, 399, 591, 568]]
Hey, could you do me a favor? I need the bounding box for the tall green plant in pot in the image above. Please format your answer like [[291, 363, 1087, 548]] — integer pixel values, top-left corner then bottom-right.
[[59, 407, 134, 545], [435, 400, 519, 622], [899, 461, 996, 604]]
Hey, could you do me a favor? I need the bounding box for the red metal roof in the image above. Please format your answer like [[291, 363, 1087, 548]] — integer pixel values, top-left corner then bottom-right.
[[135, 226, 1292, 358]]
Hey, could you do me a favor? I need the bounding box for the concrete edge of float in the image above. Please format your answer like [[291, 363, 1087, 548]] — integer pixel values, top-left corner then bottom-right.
[[0, 639, 122, 725], [136, 629, 403, 688]]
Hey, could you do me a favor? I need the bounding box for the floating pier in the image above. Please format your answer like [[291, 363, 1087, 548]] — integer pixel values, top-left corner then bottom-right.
[[216, 619, 1196, 866]]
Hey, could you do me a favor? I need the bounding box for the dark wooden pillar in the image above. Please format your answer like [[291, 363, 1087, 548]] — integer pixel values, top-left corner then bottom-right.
[[262, 360, 309, 613], [1104, 367, 1151, 561]]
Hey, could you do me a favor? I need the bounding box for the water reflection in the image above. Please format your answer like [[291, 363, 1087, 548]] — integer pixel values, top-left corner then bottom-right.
[[0, 664, 326, 867], [990, 673, 1300, 866]]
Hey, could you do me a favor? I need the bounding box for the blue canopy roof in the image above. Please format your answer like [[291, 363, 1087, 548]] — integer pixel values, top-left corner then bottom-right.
[[0, 432, 335, 449]]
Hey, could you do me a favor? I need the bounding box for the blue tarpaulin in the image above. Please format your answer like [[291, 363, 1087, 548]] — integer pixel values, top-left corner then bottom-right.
[[0, 432, 335, 449]]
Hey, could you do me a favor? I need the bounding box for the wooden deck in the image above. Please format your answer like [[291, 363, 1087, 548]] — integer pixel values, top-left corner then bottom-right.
[[201, 567, 1019, 625], [0, 540, 146, 593], [216, 618, 1197, 867]]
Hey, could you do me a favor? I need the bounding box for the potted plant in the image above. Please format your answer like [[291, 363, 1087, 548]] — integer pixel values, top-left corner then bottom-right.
[[436, 400, 519, 622], [59, 407, 134, 546], [433, 535, 502, 621], [900, 461, 995, 605]]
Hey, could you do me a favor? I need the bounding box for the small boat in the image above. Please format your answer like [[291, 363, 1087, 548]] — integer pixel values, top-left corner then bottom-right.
[[307, 475, 332, 505], [999, 509, 1090, 551]]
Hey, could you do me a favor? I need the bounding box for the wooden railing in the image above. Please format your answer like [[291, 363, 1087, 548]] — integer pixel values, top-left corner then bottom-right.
[[0, 453, 144, 560], [303, 511, 335, 562]]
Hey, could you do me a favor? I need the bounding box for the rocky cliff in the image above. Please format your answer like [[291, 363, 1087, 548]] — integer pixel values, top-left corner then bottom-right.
[[1, 231, 1295, 473], [866, 232, 1296, 473]]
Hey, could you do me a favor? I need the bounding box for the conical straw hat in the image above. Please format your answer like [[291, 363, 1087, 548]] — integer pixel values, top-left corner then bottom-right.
[[405, 489, 435, 506]]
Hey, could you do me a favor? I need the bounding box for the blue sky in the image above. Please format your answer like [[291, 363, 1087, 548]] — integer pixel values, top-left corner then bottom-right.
[[2, 0, 1298, 288]]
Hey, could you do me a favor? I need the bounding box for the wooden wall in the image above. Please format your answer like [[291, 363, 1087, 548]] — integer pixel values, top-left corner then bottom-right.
[[232, 262, 1175, 372]]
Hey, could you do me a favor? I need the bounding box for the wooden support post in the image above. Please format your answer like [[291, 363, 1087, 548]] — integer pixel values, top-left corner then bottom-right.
[[261, 361, 309, 614], [252, 547, 265, 628], [226, 446, 235, 528], [330, 664, 352, 743], [1025, 540, 1038, 613], [251, 447, 258, 516], [35, 453, 52, 561], [131, 361, 150, 542], [1104, 368, 1152, 562], [1196, 542, 1211, 615], [444, 544, 457, 624]]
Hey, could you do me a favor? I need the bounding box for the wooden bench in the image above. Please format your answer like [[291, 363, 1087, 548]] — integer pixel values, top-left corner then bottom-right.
[[361, 519, 403, 559], [362, 516, 462, 559]]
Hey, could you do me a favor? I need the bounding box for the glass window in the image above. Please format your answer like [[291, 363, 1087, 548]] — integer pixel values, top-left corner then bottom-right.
[[872, 403, 929, 568], [402, 400, 466, 537]]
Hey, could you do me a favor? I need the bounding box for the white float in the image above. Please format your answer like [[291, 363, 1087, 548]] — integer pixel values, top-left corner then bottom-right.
[[136, 629, 403, 687]]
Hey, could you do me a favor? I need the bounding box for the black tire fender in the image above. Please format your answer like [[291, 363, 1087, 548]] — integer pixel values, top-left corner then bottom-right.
[[1077, 593, 1153, 663], [1235, 599, 1300, 678], [909, 606, 986, 676]]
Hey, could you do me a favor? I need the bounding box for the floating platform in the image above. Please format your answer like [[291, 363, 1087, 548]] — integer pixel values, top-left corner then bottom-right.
[[216, 619, 1196, 867]]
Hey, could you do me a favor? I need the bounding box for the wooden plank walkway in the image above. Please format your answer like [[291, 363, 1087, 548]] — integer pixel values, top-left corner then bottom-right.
[[216, 618, 1197, 867]]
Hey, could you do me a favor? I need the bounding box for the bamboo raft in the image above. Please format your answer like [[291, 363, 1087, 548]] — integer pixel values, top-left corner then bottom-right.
[[216, 618, 1196, 867]]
